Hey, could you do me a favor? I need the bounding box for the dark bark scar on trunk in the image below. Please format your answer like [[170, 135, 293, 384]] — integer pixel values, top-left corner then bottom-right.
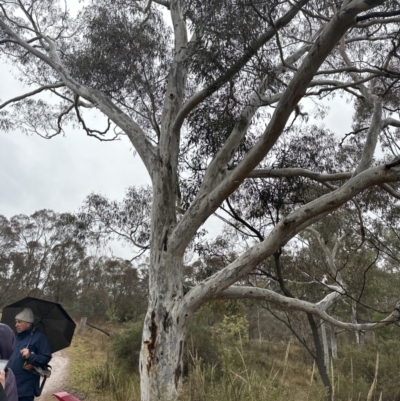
[[163, 311, 171, 331], [163, 228, 169, 251], [144, 310, 158, 373], [174, 340, 184, 389]]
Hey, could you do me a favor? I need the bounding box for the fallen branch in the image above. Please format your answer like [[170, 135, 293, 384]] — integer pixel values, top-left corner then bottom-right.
[[86, 323, 110, 337]]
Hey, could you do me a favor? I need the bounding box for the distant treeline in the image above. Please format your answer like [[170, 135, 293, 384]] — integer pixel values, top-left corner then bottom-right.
[[0, 208, 148, 321]]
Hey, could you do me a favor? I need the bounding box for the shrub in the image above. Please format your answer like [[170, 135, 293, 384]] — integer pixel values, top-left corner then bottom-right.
[[112, 320, 144, 373]]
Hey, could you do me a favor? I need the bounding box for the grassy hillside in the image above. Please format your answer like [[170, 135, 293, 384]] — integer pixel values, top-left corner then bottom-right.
[[65, 319, 399, 401]]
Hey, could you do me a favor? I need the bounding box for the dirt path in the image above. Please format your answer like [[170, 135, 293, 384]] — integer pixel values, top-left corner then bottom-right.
[[36, 350, 69, 401]]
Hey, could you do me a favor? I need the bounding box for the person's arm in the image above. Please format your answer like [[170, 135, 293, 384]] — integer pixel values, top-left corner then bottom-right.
[[0, 370, 7, 401], [22, 332, 52, 366]]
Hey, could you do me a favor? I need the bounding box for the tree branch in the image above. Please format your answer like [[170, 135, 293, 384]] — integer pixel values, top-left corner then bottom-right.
[[179, 163, 400, 314], [171, 1, 387, 256], [159, 0, 188, 157], [171, 0, 310, 132], [248, 168, 352, 182], [356, 9, 400, 22], [74, 97, 116, 142], [383, 117, 400, 128], [356, 16, 400, 27], [378, 183, 400, 199], [0, 18, 157, 177], [212, 286, 400, 331], [353, 97, 382, 176], [0, 82, 64, 110]]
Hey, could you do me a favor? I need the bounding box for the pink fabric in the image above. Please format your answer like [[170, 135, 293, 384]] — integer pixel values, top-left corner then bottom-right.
[[53, 392, 82, 401]]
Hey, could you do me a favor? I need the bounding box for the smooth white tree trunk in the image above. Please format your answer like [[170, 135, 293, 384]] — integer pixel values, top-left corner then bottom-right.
[[140, 317, 186, 401], [330, 324, 338, 359], [321, 320, 330, 372], [351, 300, 361, 346], [139, 252, 187, 401]]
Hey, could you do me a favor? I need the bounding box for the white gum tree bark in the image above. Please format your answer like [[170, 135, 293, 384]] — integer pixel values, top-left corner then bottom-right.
[[320, 320, 330, 371], [2, 1, 400, 400], [330, 324, 338, 359], [303, 228, 354, 373]]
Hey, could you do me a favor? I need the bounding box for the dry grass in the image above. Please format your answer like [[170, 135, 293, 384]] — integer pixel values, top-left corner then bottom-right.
[[67, 322, 142, 401], [66, 324, 392, 401], [180, 340, 327, 401]]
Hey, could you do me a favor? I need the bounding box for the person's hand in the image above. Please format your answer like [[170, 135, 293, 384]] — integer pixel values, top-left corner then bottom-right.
[[20, 348, 30, 359], [0, 370, 5, 389]]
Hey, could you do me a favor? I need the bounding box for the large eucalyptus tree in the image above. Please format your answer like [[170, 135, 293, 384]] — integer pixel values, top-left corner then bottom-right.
[[2, 1, 400, 399]]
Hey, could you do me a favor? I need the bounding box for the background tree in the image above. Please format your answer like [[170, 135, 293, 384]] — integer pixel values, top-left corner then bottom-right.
[[0, 210, 82, 301], [78, 186, 152, 259]]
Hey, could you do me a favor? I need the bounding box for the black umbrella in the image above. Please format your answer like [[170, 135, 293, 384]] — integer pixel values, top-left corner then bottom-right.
[[1, 297, 76, 353]]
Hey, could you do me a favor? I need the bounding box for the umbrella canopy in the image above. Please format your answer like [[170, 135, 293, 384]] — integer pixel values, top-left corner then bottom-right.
[[1, 297, 76, 353]]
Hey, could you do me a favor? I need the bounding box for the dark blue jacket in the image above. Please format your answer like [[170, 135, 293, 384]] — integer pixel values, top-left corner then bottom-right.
[[8, 326, 51, 397]]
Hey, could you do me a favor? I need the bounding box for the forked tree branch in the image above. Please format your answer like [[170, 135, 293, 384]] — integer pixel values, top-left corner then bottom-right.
[[0, 17, 157, 177], [179, 163, 400, 314], [171, 0, 310, 132], [74, 97, 116, 142], [170, 1, 383, 254], [213, 286, 400, 331]]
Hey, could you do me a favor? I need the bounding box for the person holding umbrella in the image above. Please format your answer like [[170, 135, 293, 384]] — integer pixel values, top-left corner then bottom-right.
[[8, 308, 51, 401]]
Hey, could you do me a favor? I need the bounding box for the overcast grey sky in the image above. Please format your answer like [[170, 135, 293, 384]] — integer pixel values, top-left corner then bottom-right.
[[0, 64, 151, 218]]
